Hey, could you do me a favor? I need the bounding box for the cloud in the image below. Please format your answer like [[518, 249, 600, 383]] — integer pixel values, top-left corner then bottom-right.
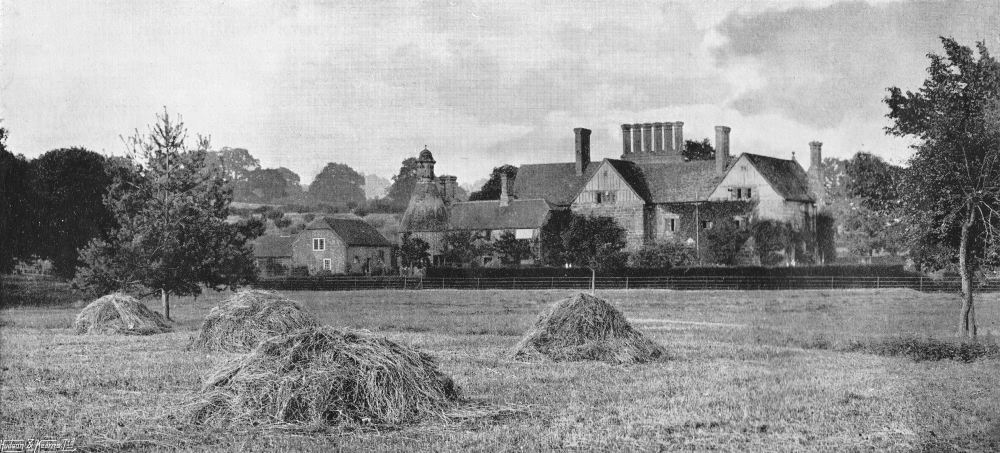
[[713, 0, 1000, 128]]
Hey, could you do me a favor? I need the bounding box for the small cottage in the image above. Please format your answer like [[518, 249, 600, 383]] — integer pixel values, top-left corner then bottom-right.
[[254, 217, 392, 276]]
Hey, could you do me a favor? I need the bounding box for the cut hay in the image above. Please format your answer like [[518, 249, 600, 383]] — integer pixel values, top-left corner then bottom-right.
[[512, 292, 666, 364], [74, 293, 172, 335], [188, 326, 460, 428], [189, 290, 318, 353]]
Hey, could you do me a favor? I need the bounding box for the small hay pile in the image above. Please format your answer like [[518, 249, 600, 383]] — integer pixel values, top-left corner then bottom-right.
[[188, 326, 460, 427], [512, 292, 666, 364], [189, 290, 318, 352], [74, 293, 172, 335]]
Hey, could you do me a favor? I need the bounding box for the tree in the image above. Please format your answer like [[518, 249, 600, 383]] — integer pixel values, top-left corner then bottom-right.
[[308, 162, 366, 206], [207, 147, 260, 183], [630, 240, 696, 268], [441, 230, 486, 266], [561, 214, 628, 292], [845, 152, 903, 212], [75, 111, 263, 320], [886, 38, 1000, 337], [468, 165, 518, 201], [705, 219, 751, 265], [538, 209, 572, 266], [386, 157, 420, 212], [235, 168, 288, 202], [492, 231, 534, 265], [816, 212, 837, 264], [0, 127, 35, 273], [751, 220, 793, 266], [398, 232, 430, 274], [29, 148, 116, 277], [682, 138, 715, 161]]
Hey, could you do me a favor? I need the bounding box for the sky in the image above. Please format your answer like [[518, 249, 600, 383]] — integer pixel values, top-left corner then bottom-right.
[[3, 0, 1000, 187]]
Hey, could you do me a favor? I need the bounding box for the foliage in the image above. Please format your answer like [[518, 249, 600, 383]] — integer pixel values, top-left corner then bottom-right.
[[816, 211, 837, 264], [561, 214, 628, 272], [235, 168, 288, 203], [399, 232, 431, 271], [386, 157, 420, 212], [0, 131, 35, 273], [468, 165, 518, 201], [845, 152, 902, 212], [630, 240, 696, 268], [885, 38, 1000, 336], [539, 210, 572, 266], [205, 147, 260, 183], [441, 230, 487, 266], [308, 162, 366, 206], [750, 220, 794, 266], [704, 219, 751, 266], [75, 111, 264, 319], [491, 231, 534, 265], [682, 138, 715, 161]]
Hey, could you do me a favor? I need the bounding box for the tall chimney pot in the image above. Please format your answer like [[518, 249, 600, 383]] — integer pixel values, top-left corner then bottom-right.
[[632, 123, 643, 154], [500, 172, 510, 207], [642, 123, 653, 153], [809, 141, 824, 205], [672, 122, 685, 155], [653, 122, 664, 153], [575, 127, 592, 176], [621, 124, 632, 156], [714, 126, 731, 176], [663, 122, 675, 153]]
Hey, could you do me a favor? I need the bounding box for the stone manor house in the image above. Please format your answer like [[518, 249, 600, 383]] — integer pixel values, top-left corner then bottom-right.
[[400, 121, 824, 266]]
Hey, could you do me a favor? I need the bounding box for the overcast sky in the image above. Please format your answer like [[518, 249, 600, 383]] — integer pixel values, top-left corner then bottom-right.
[[3, 0, 1000, 186]]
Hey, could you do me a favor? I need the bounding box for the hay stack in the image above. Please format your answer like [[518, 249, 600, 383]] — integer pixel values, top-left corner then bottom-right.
[[512, 292, 666, 364], [189, 326, 459, 427], [74, 293, 172, 335], [189, 290, 318, 352]]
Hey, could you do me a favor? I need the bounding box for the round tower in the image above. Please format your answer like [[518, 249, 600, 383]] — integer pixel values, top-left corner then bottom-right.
[[399, 147, 449, 235]]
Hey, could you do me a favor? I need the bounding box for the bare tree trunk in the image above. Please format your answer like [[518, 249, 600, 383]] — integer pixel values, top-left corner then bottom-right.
[[959, 205, 976, 338], [161, 289, 171, 321]]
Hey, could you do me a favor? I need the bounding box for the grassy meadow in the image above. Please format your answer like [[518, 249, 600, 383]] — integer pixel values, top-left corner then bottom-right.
[[2, 288, 1000, 451]]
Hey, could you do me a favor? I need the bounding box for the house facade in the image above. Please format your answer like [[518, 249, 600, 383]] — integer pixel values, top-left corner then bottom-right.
[[254, 217, 392, 276], [401, 121, 824, 265]]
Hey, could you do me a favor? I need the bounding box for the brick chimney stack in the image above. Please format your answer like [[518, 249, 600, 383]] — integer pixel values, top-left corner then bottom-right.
[[653, 123, 664, 153], [641, 123, 653, 153], [621, 124, 632, 156], [446, 175, 457, 202], [575, 127, 591, 176], [672, 122, 685, 155], [715, 126, 731, 176], [809, 141, 824, 205], [663, 122, 675, 153], [437, 176, 448, 202], [632, 123, 642, 155]]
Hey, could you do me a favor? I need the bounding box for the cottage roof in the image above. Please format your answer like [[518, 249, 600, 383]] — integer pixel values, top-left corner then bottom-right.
[[511, 162, 600, 206], [305, 218, 392, 246], [637, 160, 723, 203], [742, 154, 814, 202], [605, 159, 652, 202], [254, 236, 294, 258], [448, 199, 551, 230]]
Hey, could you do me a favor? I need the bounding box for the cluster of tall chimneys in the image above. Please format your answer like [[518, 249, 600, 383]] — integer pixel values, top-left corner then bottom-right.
[[621, 122, 685, 156], [436, 175, 458, 205]]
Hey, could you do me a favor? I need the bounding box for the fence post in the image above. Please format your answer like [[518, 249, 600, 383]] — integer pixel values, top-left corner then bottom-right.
[[477, 278, 481, 290], [512, 277, 517, 289], [419, 277, 423, 290], [919, 276, 923, 292], [877, 277, 880, 289], [626, 277, 629, 293], [551, 277, 554, 289]]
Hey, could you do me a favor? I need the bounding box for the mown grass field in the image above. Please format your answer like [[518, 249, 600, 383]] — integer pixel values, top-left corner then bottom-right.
[[3, 288, 1000, 452]]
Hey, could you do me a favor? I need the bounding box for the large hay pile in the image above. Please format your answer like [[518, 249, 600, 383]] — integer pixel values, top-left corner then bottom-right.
[[74, 293, 172, 335], [512, 292, 666, 364], [189, 326, 459, 427], [189, 290, 318, 352]]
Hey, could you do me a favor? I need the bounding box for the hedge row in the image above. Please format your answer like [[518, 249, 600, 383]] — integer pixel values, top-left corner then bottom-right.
[[424, 264, 922, 279]]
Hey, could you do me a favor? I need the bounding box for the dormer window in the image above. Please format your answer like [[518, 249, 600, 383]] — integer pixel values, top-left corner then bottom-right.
[[731, 187, 753, 200], [593, 190, 616, 204]]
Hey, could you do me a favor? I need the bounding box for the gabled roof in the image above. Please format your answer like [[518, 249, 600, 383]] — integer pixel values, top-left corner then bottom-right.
[[637, 160, 723, 203], [742, 154, 814, 202], [511, 162, 599, 206], [254, 236, 294, 258], [604, 159, 652, 202], [305, 218, 392, 247], [448, 199, 551, 230]]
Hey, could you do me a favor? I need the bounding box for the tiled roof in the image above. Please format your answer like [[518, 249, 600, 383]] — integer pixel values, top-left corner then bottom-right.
[[743, 154, 814, 202], [254, 236, 294, 257], [448, 199, 551, 230], [306, 218, 393, 246], [511, 162, 599, 206], [637, 160, 724, 203], [605, 159, 652, 202]]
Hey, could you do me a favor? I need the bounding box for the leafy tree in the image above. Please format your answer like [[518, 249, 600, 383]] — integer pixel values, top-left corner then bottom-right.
[[705, 219, 751, 265], [235, 168, 288, 202], [630, 240, 696, 268], [386, 157, 420, 212], [441, 230, 486, 266], [398, 232, 430, 274], [816, 212, 837, 264], [561, 214, 628, 292], [751, 220, 793, 266], [469, 165, 518, 201], [29, 148, 116, 277], [682, 138, 715, 161], [308, 162, 366, 206], [491, 231, 534, 265], [845, 152, 903, 212], [75, 111, 263, 320], [539, 209, 572, 266], [885, 38, 1000, 337], [0, 127, 35, 273], [207, 147, 260, 183]]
